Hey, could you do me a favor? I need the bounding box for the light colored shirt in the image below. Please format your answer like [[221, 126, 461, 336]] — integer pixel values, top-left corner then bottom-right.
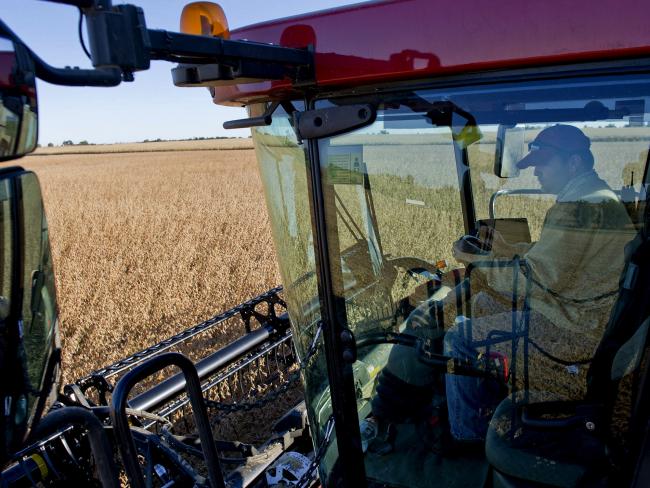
[[556, 169, 619, 203], [488, 169, 635, 340]]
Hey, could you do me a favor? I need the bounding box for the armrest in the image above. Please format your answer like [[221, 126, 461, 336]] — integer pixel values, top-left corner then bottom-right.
[[520, 400, 603, 430]]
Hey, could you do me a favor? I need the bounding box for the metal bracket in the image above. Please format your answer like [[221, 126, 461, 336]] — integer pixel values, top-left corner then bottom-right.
[[295, 104, 376, 140], [10, 2, 314, 87], [225, 103, 375, 141], [162, 32, 314, 88], [340, 328, 357, 364]]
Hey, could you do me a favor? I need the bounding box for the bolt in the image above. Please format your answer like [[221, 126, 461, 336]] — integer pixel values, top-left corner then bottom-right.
[[585, 421, 596, 431], [340, 329, 353, 343], [342, 350, 355, 363]]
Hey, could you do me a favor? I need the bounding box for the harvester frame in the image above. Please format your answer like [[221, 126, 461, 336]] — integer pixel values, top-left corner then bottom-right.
[[3, 286, 309, 487], [3, 0, 650, 487]]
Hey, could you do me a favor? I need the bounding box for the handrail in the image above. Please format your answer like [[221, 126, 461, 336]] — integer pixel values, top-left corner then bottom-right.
[[110, 352, 225, 488], [489, 187, 637, 219], [488, 189, 546, 219]]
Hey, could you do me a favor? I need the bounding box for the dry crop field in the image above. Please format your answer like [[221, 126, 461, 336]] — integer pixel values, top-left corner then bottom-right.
[[4, 139, 281, 384]]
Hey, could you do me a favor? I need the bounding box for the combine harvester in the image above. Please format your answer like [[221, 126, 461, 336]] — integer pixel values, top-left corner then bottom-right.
[[1, 0, 650, 486]]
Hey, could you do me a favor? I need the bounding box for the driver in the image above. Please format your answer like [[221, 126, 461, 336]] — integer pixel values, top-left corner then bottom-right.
[[370, 124, 635, 448]]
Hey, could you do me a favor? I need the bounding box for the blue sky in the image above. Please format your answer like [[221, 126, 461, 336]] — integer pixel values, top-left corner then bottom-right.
[[0, 1, 362, 145]]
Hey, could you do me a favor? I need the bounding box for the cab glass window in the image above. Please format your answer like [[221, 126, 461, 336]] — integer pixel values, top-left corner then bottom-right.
[[250, 103, 336, 456], [314, 74, 650, 487]]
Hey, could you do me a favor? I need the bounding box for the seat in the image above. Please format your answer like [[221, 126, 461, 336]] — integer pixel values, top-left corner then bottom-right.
[[485, 228, 650, 487], [486, 395, 608, 487]]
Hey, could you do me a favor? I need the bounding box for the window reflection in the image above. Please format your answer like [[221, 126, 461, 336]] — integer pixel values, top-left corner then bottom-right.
[[316, 76, 650, 486]]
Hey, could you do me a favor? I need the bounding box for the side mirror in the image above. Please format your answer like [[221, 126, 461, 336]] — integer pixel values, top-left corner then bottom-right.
[[0, 35, 38, 162], [494, 124, 524, 178]]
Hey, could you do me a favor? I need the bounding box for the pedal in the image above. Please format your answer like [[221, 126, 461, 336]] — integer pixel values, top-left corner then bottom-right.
[[361, 417, 395, 455]]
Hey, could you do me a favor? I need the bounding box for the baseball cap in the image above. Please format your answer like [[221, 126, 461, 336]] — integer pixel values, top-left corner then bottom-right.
[[517, 124, 591, 169]]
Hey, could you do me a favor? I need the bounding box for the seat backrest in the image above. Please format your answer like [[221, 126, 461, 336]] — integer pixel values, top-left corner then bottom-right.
[[586, 236, 650, 396], [585, 200, 650, 458]]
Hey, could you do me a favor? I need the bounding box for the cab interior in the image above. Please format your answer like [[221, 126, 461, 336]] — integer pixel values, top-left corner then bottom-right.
[[251, 70, 650, 487]]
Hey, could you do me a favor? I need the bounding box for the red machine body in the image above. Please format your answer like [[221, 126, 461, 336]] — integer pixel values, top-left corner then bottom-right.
[[213, 0, 650, 105]]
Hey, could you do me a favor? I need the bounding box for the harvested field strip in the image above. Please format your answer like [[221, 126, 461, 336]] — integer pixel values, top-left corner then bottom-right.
[[29, 147, 253, 156], [35, 138, 254, 155]]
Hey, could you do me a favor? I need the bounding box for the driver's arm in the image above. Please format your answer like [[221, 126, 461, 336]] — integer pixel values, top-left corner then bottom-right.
[[489, 230, 534, 257]]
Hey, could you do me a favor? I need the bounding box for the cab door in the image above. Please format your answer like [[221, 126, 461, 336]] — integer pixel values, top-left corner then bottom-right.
[[0, 167, 59, 457], [309, 71, 650, 487]]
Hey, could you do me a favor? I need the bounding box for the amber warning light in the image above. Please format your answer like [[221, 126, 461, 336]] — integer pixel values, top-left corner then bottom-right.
[[180, 2, 230, 38], [172, 1, 312, 90]]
